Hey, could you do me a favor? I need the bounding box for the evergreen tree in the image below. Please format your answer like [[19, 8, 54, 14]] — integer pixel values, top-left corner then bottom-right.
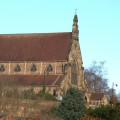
[[56, 87, 86, 120]]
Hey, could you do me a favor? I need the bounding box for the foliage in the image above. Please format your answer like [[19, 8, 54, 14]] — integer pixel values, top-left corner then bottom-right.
[[41, 92, 57, 101], [56, 87, 86, 120], [36, 91, 57, 101], [87, 105, 120, 120], [80, 114, 101, 120], [5, 88, 57, 101], [85, 61, 109, 92], [50, 106, 58, 116], [109, 93, 118, 105], [21, 90, 57, 101], [117, 92, 120, 102], [116, 102, 120, 107], [21, 87, 38, 100]]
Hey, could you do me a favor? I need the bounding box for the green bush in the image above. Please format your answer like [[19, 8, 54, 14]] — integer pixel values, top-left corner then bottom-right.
[[50, 106, 58, 117], [29, 92, 38, 100], [80, 114, 101, 120], [22, 90, 57, 101], [87, 105, 120, 120], [5, 88, 57, 101], [22, 88, 37, 100], [42, 92, 57, 101], [56, 87, 86, 120], [116, 102, 120, 107]]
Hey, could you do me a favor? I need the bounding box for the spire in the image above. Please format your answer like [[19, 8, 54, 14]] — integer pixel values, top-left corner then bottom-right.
[[72, 14, 79, 41]]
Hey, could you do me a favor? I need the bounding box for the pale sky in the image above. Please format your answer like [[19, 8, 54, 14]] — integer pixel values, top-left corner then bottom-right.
[[0, 0, 120, 93]]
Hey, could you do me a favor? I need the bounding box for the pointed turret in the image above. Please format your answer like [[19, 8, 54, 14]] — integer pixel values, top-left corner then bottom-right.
[[72, 14, 79, 41]]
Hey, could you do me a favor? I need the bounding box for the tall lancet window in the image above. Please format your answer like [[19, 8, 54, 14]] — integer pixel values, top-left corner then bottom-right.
[[15, 64, 21, 72], [31, 64, 37, 72], [62, 63, 68, 73], [71, 62, 77, 85], [0, 64, 5, 72]]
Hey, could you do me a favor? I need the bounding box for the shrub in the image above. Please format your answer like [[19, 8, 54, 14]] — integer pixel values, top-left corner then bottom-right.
[[80, 114, 101, 120], [5, 88, 57, 101], [87, 105, 120, 120], [56, 87, 86, 120], [43, 92, 57, 101], [21, 88, 38, 100], [50, 106, 58, 116]]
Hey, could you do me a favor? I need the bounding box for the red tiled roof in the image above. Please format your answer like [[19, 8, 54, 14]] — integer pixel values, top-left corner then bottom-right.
[[90, 93, 105, 101], [0, 75, 64, 86], [0, 32, 72, 61]]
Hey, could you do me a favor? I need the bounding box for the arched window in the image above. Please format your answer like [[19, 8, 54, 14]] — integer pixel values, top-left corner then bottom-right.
[[62, 63, 68, 73], [85, 96, 87, 102], [47, 64, 53, 72], [31, 64, 37, 72], [71, 62, 77, 85], [0, 64, 5, 72], [14, 64, 21, 72]]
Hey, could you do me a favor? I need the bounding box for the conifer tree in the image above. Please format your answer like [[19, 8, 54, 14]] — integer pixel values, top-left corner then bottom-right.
[[57, 87, 86, 120]]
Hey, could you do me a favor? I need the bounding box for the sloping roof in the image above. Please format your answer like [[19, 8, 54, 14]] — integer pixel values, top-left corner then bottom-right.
[[90, 93, 105, 101], [0, 75, 64, 86], [0, 32, 72, 61]]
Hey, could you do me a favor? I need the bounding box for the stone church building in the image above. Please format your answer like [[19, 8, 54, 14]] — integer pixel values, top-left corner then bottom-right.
[[0, 15, 87, 97]]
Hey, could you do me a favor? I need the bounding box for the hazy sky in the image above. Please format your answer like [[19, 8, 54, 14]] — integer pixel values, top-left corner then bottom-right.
[[0, 0, 120, 93]]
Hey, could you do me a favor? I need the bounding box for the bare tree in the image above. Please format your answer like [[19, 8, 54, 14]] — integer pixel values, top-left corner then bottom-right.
[[85, 61, 109, 92]]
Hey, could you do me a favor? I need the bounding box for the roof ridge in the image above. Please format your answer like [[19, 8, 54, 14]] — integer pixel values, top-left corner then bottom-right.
[[0, 32, 72, 35]]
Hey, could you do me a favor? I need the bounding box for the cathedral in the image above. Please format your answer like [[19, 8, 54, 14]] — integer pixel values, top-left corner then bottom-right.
[[0, 14, 87, 97]]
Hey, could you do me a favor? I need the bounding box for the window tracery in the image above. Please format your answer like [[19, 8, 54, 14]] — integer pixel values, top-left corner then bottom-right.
[[0, 64, 5, 72], [47, 64, 53, 72], [62, 63, 68, 73], [31, 64, 37, 72], [14, 64, 21, 72]]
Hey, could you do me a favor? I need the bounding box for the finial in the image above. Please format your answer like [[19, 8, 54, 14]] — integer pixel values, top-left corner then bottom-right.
[[75, 8, 78, 15]]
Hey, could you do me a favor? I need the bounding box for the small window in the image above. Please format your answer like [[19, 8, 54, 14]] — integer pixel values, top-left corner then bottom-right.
[[47, 64, 53, 72], [31, 64, 37, 72], [0, 64, 5, 72], [53, 89, 56, 96], [85, 96, 87, 102], [15, 64, 21, 72], [62, 63, 68, 73]]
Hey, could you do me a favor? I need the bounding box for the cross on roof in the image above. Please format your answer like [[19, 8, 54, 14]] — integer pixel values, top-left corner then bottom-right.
[[75, 8, 78, 15]]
